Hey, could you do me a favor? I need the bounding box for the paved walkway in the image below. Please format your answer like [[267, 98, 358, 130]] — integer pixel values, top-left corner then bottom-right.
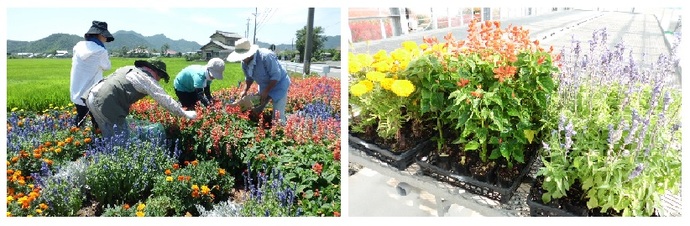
[[347, 9, 681, 217]]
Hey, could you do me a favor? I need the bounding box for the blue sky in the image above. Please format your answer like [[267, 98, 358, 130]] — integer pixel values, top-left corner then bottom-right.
[[6, 7, 341, 46]]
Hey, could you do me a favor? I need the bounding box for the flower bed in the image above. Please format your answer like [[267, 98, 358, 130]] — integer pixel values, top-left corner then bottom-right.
[[7, 76, 341, 217]]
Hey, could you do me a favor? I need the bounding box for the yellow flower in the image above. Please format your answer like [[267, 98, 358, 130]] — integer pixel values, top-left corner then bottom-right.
[[35, 209, 42, 214], [6, 212, 10, 217], [391, 80, 416, 97], [349, 83, 369, 97], [420, 43, 429, 50], [191, 184, 199, 191], [380, 78, 395, 90], [348, 53, 363, 74], [7, 196, 14, 203], [137, 203, 146, 211], [201, 185, 211, 195], [372, 50, 388, 61], [166, 176, 173, 182], [372, 61, 390, 73], [136, 211, 145, 217], [365, 71, 386, 82], [402, 41, 418, 51], [359, 80, 374, 92]]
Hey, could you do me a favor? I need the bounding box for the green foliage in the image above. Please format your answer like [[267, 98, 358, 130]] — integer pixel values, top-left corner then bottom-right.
[[444, 50, 557, 164], [150, 160, 235, 216], [84, 139, 177, 207]]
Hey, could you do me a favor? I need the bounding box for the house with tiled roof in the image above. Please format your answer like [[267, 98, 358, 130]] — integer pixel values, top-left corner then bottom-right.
[[200, 30, 244, 60]]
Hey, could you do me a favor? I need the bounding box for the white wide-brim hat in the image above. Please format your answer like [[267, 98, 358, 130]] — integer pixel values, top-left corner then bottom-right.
[[227, 38, 259, 62]]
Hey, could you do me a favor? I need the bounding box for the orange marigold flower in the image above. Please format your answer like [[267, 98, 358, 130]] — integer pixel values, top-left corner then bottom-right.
[[84, 137, 92, 144], [11, 156, 19, 163], [177, 175, 185, 181], [33, 153, 42, 159], [470, 90, 483, 98], [165, 169, 172, 176], [218, 168, 226, 176], [537, 56, 545, 65], [184, 161, 190, 166], [191, 190, 200, 198], [70, 127, 79, 133], [123, 203, 130, 210], [334, 211, 341, 217], [173, 163, 180, 169], [39, 203, 48, 210], [74, 141, 81, 147], [65, 137, 73, 143], [191, 160, 199, 166]]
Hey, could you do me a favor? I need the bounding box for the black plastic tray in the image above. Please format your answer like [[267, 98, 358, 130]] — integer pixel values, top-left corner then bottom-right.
[[349, 134, 433, 170], [415, 147, 537, 204]]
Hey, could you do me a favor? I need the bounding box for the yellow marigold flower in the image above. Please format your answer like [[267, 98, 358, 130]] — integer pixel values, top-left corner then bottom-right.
[[402, 41, 418, 51], [359, 80, 374, 92], [137, 203, 146, 211], [420, 43, 429, 50], [201, 185, 211, 195], [391, 80, 416, 97], [39, 203, 48, 210], [7, 196, 13, 203], [166, 176, 173, 182], [136, 211, 145, 217], [350, 83, 369, 97], [380, 78, 395, 90], [191, 184, 199, 191], [28, 184, 34, 189], [6, 212, 10, 217], [373, 50, 388, 61], [365, 71, 386, 82], [372, 61, 390, 73], [355, 53, 374, 67], [36, 209, 42, 214]]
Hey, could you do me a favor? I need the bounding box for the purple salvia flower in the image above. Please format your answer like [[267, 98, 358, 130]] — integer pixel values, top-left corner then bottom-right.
[[564, 120, 576, 151], [628, 163, 644, 180]]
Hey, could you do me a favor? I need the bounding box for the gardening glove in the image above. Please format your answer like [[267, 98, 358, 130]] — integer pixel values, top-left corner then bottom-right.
[[183, 110, 197, 119]]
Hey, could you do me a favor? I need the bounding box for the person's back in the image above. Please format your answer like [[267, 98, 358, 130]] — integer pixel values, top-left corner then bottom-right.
[[173, 65, 208, 93]]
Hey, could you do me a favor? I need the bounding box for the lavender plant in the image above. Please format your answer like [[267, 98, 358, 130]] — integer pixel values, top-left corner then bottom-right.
[[239, 162, 301, 217], [537, 28, 682, 216], [84, 130, 178, 207]]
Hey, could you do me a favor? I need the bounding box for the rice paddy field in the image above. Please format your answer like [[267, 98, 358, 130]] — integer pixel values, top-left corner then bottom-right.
[[6, 57, 247, 112]]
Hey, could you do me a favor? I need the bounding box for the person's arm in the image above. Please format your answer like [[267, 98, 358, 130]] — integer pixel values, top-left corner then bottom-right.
[[241, 65, 255, 98], [204, 83, 213, 103], [193, 74, 211, 106], [127, 69, 187, 117], [98, 49, 111, 71]]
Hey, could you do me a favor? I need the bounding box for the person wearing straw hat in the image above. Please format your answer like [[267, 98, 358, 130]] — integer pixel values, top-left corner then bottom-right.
[[227, 38, 291, 123], [70, 20, 115, 130], [173, 58, 225, 110], [83, 58, 197, 138]]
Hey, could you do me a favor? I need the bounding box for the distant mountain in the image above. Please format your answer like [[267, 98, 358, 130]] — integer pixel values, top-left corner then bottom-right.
[[7, 31, 203, 54], [7, 32, 340, 54]]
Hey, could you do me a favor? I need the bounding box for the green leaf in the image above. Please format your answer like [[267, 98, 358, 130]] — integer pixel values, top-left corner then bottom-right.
[[538, 75, 556, 92], [582, 177, 593, 190], [587, 196, 599, 209], [464, 141, 480, 151], [523, 129, 536, 144]]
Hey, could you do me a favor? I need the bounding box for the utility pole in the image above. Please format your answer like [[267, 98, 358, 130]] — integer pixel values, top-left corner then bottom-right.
[[303, 8, 314, 75], [253, 8, 258, 44], [246, 18, 250, 38]]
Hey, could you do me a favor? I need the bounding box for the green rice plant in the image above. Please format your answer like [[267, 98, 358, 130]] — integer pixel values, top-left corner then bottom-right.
[[6, 57, 246, 112]]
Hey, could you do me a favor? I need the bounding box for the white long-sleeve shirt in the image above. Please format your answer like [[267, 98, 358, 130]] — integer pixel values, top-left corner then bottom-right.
[[70, 41, 111, 106], [125, 68, 187, 117]]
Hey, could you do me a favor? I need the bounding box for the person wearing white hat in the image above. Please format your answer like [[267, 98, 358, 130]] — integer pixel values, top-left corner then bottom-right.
[[227, 38, 291, 123], [70, 20, 115, 130], [173, 58, 225, 109]]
